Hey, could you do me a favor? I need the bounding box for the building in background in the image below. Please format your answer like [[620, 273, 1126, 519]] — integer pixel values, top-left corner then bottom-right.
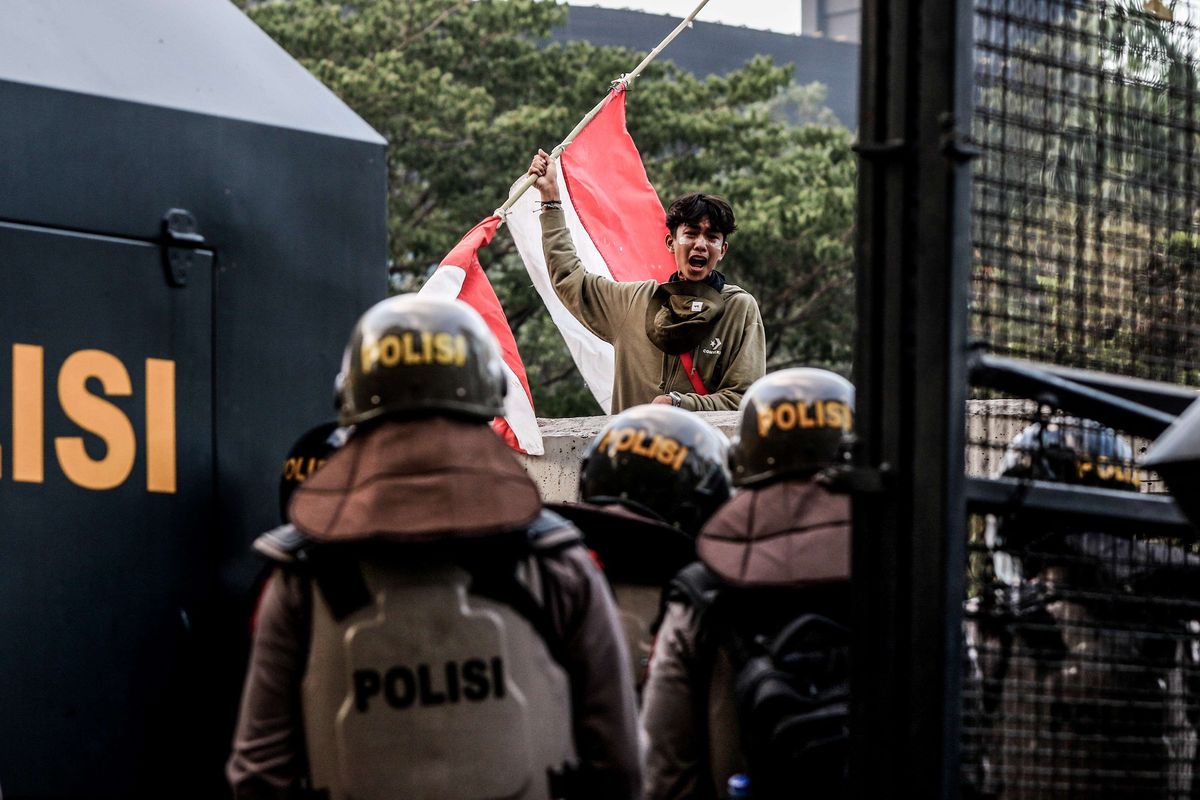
[[802, 0, 862, 42], [553, 4, 860, 127]]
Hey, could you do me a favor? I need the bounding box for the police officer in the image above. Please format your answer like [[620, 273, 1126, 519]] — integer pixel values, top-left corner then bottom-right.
[[964, 417, 1200, 798], [248, 421, 348, 568], [640, 368, 855, 800], [226, 295, 641, 800], [549, 405, 733, 690]]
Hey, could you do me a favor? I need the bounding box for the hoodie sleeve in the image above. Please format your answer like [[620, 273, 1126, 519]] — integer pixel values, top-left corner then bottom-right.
[[541, 207, 641, 343], [679, 292, 766, 412]]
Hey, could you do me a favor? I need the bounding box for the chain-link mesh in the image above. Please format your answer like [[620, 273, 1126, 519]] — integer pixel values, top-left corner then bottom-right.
[[972, 0, 1200, 382], [964, 0, 1200, 794]]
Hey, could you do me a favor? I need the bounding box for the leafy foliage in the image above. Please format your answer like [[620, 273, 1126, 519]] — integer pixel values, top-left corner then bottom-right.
[[241, 0, 856, 415], [971, 0, 1200, 385]]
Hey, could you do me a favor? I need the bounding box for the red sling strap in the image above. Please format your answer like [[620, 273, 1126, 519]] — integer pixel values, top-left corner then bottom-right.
[[678, 352, 709, 396]]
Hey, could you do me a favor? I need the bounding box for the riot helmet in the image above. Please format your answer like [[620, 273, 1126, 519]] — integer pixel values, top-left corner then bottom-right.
[[335, 294, 506, 426], [987, 417, 1139, 585], [998, 417, 1139, 491], [730, 368, 854, 487], [278, 422, 349, 523], [579, 405, 732, 535]]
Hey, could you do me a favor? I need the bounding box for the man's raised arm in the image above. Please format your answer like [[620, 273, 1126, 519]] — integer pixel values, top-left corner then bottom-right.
[[529, 149, 640, 344]]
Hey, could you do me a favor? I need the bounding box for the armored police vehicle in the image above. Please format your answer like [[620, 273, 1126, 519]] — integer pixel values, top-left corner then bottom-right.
[[0, 1, 386, 795]]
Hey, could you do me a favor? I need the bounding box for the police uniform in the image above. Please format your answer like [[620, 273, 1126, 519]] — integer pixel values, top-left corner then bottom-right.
[[638, 369, 855, 800], [640, 481, 852, 800], [548, 405, 732, 693], [963, 419, 1200, 798], [227, 296, 641, 800]]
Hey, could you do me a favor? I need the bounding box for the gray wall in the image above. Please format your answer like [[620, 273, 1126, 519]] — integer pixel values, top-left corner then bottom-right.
[[554, 6, 859, 128]]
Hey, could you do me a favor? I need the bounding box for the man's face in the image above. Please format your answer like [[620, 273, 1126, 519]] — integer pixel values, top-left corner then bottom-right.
[[666, 217, 728, 282]]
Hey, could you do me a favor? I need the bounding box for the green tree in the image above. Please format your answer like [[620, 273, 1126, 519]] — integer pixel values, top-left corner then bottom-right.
[[242, 0, 856, 416], [970, 0, 1200, 383]]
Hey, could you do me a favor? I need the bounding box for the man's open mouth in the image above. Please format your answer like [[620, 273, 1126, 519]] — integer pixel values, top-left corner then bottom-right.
[[688, 256, 707, 268]]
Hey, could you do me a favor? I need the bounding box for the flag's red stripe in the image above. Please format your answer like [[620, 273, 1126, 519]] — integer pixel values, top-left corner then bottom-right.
[[446, 216, 536, 406], [561, 90, 675, 284], [491, 417, 522, 451]]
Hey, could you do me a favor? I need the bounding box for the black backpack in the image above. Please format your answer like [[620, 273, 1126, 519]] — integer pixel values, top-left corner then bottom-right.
[[667, 562, 851, 799]]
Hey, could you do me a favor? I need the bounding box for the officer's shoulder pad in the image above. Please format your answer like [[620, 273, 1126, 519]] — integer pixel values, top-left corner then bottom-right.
[[525, 509, 583, 552], [253, 523, 314, 564]]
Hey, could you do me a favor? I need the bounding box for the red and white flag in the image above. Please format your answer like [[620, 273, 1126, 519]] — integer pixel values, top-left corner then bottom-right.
[[505, 88, 675, 413], [420, 216, 543, 455]]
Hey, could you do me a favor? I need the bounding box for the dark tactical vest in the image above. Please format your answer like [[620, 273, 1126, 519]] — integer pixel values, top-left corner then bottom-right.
[[663, 563, 852, 799]]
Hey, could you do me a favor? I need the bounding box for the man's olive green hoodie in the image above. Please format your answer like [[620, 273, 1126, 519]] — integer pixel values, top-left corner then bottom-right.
[[541, 207, 766, 412]]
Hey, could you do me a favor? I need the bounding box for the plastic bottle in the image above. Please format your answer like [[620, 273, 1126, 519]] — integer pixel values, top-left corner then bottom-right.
[[726, 773, 752, 798]]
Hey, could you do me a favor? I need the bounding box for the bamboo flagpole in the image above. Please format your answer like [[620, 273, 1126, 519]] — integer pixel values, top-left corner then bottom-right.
[[494, 0, 714, 219]]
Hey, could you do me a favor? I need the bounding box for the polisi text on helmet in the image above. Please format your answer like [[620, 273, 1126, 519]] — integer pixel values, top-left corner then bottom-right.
[[1075, 455, 1140, 488], [757, 399, 852, 438], [353, 657, 506, 712], [282, 456, 326, 483], [596, 426, 690, 471], [360, 331, 468, 374]]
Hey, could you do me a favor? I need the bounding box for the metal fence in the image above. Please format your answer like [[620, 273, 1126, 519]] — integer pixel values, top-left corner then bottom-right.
[[963, 0, 1200, 796], [971, 0, 1200, 384], [853, 0, 1200, 796]]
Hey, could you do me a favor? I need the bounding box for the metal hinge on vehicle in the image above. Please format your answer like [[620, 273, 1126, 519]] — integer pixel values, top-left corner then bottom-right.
[[161, 208, 206, 287]]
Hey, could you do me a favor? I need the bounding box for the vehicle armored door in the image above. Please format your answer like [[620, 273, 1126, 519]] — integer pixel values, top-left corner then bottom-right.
[[0, 221, 213, 797]]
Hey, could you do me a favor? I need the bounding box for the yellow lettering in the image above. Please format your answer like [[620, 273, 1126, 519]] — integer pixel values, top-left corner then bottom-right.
[[12, 343, 44, 483], [657, 438, 679, 467], [815, 400, 825, 427], [145, 358, 176, 494], [632, 431, 656, 457], [757, 408, 773, 438], [422, 331, 434, 362], [55, 350, 135, 491], [826, 401, 847, 431], [380, 335, 401, 368], [615, 429, 637, 452], [596, 429, 614, 453], [775, 402, 797, 432], [398, 332, 417, 365], [360, 341, 377, 372], [672, 444, 689, 471], [798, 401, 816, 428], [434, 333, 455, 365]]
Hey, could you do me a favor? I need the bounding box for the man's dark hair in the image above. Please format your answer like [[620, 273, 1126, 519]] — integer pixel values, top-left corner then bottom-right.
[[665, 192, 738, 238]]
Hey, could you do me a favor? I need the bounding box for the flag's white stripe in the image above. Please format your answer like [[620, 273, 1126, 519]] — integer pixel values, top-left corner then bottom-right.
[[500, 361, 543, 455], [419, 262, 543, 455], [506, 171, 616, 413], [418, 263, 467, 298]]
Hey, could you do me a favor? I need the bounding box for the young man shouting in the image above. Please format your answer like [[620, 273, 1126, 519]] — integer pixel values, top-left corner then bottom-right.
[[528, 149, 765, 413]]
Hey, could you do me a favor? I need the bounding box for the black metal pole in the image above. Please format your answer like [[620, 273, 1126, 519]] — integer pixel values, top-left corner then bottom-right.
[[851, 0, 974, 794]]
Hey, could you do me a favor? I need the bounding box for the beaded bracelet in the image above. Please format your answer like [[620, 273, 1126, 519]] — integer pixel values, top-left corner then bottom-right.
[[538, 200, 563, 210]]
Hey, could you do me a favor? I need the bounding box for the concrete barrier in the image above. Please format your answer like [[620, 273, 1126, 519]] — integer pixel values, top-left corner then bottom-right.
[[519, 401, 1150, 503], [518, 411, 740, 503]]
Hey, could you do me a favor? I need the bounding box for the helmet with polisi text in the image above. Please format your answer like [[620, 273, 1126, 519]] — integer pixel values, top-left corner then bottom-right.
[[335, 294, 506, 426], [730, 368, 855, 487]]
